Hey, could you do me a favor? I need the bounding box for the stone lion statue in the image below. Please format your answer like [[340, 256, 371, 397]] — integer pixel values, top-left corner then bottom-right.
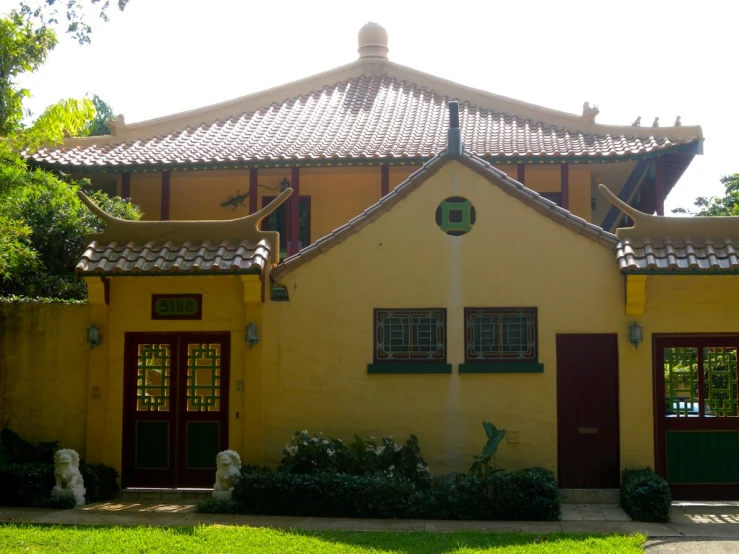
[[53, 449, 86, 506], [214, 449, 241, 493]]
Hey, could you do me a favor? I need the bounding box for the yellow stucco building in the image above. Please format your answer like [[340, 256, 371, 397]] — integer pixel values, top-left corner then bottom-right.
[[3, 23, 736, 501]]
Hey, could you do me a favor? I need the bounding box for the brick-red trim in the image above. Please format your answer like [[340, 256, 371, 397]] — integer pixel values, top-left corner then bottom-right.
[[560, 163, 569, 210], [161, 171, 171, 220]]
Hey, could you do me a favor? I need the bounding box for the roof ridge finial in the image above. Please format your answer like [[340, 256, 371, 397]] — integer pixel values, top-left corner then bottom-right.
[[447, 101, 462, 158], [358, 22, 389, 60]]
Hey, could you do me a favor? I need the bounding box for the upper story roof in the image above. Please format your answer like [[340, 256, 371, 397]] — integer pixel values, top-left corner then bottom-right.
[[31, 23, 703, 172]]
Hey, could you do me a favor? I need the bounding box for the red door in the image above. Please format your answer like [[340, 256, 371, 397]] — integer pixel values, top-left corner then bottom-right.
[[122, 332, 230, 488], [556, 334, 620, 488], [654, 336, 739, 500]]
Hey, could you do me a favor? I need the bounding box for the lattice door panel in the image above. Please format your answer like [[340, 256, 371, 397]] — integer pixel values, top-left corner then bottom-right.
[[703, 347, 738, 418], [123, 332, 230, 488]]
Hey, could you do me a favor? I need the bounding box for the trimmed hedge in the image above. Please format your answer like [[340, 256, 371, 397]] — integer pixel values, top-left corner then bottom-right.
[[621, 468, 671, 522], [230, 467, 559, 521], [0, 461, 119, 507]]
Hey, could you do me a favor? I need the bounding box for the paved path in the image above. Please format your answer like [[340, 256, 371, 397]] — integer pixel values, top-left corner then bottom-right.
[[1, 501, 739, 541]]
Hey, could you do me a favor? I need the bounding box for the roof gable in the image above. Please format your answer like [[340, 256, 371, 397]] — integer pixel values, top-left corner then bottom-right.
[[271, 150, 618, 281]]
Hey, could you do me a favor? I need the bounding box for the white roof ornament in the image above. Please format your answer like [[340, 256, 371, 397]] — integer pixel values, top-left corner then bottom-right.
[[358, 22, 389, 60], [581, 102, 599, 124]]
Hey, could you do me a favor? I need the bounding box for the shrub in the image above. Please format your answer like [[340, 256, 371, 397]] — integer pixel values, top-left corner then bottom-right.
[[196, 498, 239, 514], [233, 472, 419, 518], [621, 468, 671, 522], [41, 494, 78, 509], [278, 430, 430, 483], [80, 461, 119, 503], [232, 467, 560, 521], [0, 463, 55, 507], [0, 460, 119, 507]]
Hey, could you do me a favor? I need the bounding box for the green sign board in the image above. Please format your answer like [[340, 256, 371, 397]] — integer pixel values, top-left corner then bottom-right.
[[151, 294, 202, 320]]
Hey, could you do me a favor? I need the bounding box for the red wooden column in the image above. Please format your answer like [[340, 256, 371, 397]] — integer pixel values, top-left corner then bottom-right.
[[249, 167, 258, 214], [160, 170, 171, 221], [560, 163, 569, 211], [380, 164, 389, 197], [288, 166, 300, 256], [654, 157, 665, 216], [517, 163, 525, 185], [121, 172, 131, 199]]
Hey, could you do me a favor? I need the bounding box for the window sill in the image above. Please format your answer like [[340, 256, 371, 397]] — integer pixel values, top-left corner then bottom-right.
[[367, 363, 452, 374], [459, 362, 544, 374]]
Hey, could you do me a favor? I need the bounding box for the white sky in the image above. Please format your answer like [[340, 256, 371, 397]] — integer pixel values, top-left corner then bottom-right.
[[4, 0, 738, 211]]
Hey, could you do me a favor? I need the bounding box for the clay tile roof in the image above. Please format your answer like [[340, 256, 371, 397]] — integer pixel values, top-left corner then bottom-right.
[[599, 184, 739, 274], [617, 238, 739, 273], [76, 239, 270, 276], [271, 150, 618, 281], [30, 73, 700, 170]]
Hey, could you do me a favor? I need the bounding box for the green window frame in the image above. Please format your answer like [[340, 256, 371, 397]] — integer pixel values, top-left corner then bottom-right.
[[465, 307, 538, 363], [369, 308, 450, 374], [374, 308, 447, 363]]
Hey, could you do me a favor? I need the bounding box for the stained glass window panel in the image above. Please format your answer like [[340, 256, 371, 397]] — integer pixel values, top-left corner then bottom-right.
[[375, 309, 445, 361], [466, 308, 537, 361], [136, 343, 171, 412], [186, 343, 221, 411]]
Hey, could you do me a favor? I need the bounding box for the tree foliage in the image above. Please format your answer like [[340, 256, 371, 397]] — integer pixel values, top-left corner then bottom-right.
[[0, 4, 136, 299], [0, 12, 57, 136], [673, 174, 739, 216], [0, 166, 141, 299], [86, 93, 114, 136], [19, 0, 130, 45]]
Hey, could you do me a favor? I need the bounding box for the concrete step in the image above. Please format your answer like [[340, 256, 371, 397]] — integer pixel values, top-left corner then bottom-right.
[[560, 489, 620, 504], [120, 488, 212, 502]]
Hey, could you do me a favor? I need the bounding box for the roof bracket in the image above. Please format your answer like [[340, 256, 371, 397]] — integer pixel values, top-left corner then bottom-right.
[[447, 101, 463, 158]]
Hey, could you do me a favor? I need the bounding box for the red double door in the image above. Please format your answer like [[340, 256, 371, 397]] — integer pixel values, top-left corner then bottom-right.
[[122, 332, 230, 488]]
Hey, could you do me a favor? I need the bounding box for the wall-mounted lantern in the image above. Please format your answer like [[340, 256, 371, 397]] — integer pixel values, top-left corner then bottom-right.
[[86, 324, 102, 349], [245, 323, 259, 348], [279, 177, 290, 192], [628, 322, 644, 349]]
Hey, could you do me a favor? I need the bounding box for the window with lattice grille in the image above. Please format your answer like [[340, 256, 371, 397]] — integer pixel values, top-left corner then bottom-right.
[[374, 309, 446, 362], [465, 308, 537, 362]]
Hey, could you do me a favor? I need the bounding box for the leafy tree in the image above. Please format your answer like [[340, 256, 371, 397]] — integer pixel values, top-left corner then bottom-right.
[[673, 174, 739, 216], [0, 12, 57, 136], [0, 168, 141, 299], [0, 5, 136, 299], [86, 94, 114, 136], [19, 0, 130, 45]]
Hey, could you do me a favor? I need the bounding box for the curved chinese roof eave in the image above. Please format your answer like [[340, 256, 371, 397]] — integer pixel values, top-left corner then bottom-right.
[[600, 184, 739, 240]]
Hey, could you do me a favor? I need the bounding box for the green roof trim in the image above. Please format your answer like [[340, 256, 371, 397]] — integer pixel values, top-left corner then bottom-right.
[[29, 142, 701, 175]]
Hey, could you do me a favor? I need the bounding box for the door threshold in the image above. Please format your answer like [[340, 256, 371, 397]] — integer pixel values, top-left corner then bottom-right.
[[123, 488, 211, 492]]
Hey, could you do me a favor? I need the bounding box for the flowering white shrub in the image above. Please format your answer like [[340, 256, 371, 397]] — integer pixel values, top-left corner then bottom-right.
[[278, 430, 430, 482]]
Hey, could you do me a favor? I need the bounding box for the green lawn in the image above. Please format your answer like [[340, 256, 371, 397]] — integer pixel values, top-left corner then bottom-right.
[[0, 524, 645, 553]]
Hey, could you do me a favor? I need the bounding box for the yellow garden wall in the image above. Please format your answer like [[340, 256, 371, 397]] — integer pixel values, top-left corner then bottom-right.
[[264, 160, 628, 475], [0, 303, 89, 454]]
